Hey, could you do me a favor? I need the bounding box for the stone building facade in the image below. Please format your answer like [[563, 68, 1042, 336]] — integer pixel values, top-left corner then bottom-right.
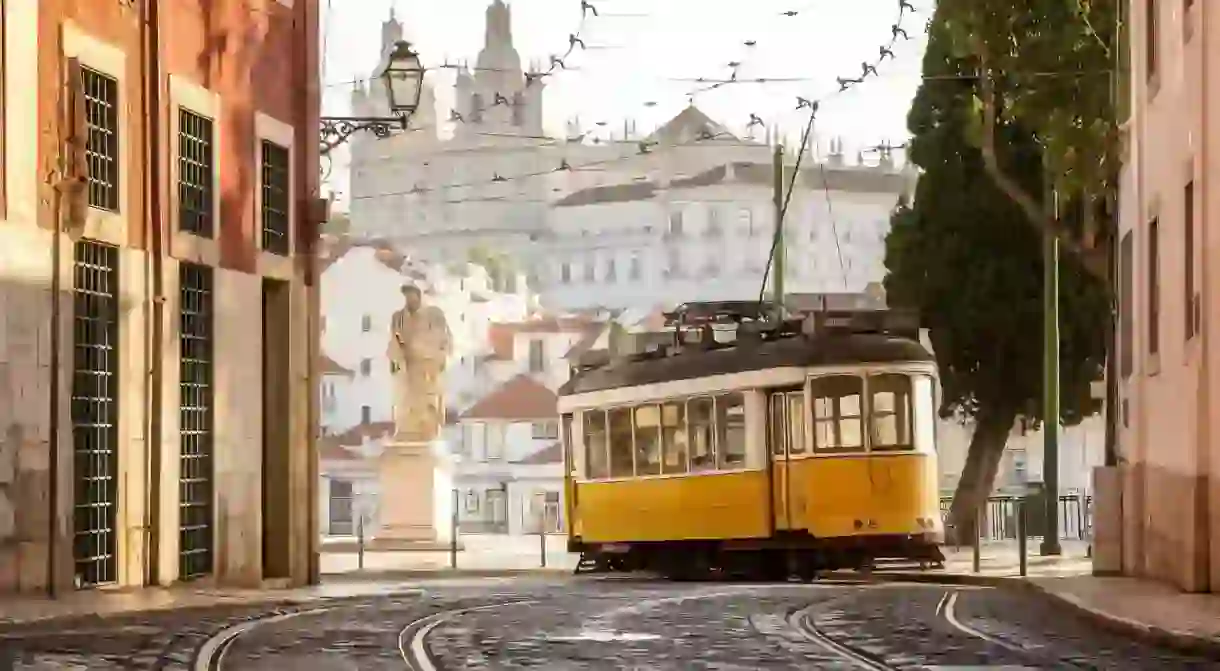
[[0, 0, 321, 595], [1111, 0, 1220, 592]]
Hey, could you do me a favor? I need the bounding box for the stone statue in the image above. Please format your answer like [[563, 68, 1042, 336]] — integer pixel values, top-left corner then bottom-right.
[[386, 284, 452, 443]]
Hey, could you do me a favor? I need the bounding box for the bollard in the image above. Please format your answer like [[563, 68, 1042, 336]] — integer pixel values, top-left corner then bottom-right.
[[539, 513, 548, 568], [1017, 498, 1028, 577], [972, 504, 982, 573], [450, 489, 459, 569], [357, 515, 365, 571]]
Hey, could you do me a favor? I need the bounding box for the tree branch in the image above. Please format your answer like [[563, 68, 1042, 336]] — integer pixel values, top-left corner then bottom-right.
[[976, 53, 1109, 281]]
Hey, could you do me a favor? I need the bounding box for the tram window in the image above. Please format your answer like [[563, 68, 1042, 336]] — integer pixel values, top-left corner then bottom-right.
[[584, 410, 609, 479], [688, 397, 716, 471], [787, 392, 806, 455], [811, 375, 864, 453], [869, 373, 914, 451], [769, 395, 787, 456], [608, 407, 635, 478], [912, 375, 937, 453], [716, 393, 747, 468], [661, 402, 689, 473], [633, 405, 663, 476], [562, 413, 574, 474]]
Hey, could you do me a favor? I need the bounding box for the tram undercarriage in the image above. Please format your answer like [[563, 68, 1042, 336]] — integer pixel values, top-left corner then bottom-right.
[[572, 534, 946, 580]]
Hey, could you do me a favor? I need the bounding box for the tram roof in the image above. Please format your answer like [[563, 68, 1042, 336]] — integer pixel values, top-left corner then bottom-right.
[[558, 333, 934, 396]]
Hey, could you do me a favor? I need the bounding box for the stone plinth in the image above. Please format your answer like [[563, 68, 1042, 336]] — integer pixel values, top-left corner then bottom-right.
[[376, 440, 438, 542], [1091, 465, 1122, 576]]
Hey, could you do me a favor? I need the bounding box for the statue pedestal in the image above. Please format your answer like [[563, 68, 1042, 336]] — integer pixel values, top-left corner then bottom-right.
[[376, 439, 439, 543]]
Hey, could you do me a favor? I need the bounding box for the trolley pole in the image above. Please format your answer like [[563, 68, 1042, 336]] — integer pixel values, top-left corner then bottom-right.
[[1042, 166, 1063, 557], [450, 489, 459, 569], [772, 143, 785, 311]]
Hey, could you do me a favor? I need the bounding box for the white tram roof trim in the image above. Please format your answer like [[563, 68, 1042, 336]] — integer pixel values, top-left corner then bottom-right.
[[557, 361, 938, 412]]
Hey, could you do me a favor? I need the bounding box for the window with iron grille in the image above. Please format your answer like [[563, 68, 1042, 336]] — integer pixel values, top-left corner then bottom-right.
[[178, 109, 215, 236], [260, 140, 290, 255], [178, 262, 215, 579], [82, 67, 120, 212], [71, 239, 121, 587]]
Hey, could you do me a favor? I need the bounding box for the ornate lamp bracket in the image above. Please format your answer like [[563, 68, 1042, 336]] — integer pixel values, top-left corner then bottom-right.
[[319, 116, 409, 155]]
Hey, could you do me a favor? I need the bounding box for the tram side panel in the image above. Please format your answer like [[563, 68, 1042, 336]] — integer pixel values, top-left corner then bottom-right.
[[785, 456, 877, 538], [574, 472, 771, 543], [866, 452, 943, 540]]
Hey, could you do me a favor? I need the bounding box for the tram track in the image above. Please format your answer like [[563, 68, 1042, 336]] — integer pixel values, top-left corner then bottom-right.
[[397, 600, 536, 670], [938, 589, 1090, 670], [788, 585, 1096, 670], [789, 597, 897, 670]]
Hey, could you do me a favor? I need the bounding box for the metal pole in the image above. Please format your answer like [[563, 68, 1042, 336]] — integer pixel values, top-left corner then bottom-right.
[[1017, 498, 1028, 577], [1042, 224, 1063, 556], [539, 514, 547, 568], [772, 143, 785, 310], [450, 489, 458, 569], [47, 181, 62, 599], [356, 514, 365, 571], [972, 503, 982, 573]]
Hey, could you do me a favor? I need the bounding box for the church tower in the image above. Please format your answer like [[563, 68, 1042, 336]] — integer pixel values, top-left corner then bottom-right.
[[456, 0, 543, 136]]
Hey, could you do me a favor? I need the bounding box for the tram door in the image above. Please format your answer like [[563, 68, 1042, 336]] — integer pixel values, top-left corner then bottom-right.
[[768, 392, 793, 531]]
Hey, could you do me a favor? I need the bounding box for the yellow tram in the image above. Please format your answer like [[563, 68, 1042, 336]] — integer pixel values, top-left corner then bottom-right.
[[558, 302, 944, 579]]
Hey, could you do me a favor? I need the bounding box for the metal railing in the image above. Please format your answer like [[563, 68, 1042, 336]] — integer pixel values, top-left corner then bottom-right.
[[939, 493, 1093, 541]]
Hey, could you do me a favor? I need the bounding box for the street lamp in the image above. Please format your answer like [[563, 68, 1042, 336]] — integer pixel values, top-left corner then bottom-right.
[[320, 40, 424, 155]]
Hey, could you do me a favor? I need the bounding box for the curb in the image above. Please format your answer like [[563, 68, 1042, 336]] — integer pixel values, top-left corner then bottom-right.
[[820, 569, 1015, 588], [320, 567, 574, 581], [828, 569, 1220, 659], [1020, 581, 1220, 660]]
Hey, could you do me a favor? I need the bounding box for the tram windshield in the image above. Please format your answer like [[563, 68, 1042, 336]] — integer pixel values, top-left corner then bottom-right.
[[809, 372, 936, 454]]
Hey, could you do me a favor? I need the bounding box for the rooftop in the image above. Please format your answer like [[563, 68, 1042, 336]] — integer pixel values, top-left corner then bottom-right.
[[461, 374, 558, 420], [553, 161, 910, 208]]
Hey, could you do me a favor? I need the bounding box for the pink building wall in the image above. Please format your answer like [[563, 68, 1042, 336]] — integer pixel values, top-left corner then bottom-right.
[[1120, 0, 1220, 592]]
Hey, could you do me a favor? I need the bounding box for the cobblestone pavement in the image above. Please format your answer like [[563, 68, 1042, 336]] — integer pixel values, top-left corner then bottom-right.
[[2, 576, 1217, 669]]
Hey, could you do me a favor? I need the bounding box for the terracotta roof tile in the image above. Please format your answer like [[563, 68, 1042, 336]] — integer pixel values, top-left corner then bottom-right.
[[485, 316, 602, 361], [319, 421, 395, 454], [319, 443, 364, 462], [645, 105, 738, 144], [563, 323, 607, 360], [513, 442, 563, 465], [320, 353, 355, 376], [461, 374, 558, 420], [317, 236, 409, 274]]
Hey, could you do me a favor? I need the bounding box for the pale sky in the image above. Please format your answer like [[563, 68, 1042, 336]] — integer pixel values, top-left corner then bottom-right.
[[320, 0, 932, 197]]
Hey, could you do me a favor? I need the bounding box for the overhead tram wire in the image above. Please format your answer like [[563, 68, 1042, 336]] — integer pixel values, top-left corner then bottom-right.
[[758, 0, 917, 305], [344, 1, 917, 208]]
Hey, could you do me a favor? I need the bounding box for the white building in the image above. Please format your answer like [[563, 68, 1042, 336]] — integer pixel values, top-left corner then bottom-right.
[[936, 416, 1107, 498], [540, 129, 915, 311], [318, 236, 534, 435], [346, 4, 914, 309], [453, 375, 566, 535], [347, 4, 566, 260], [479, 315, 608, 391]]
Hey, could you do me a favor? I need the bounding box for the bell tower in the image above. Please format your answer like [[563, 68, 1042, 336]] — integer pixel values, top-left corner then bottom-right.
[[456, 0, 541, 136]]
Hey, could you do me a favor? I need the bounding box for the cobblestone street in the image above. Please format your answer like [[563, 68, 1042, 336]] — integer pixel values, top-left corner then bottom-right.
[[2, 576, 1216, 669]]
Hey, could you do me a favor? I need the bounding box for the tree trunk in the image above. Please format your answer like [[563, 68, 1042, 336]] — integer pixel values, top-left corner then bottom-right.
[[946, 405, 1018, 545]]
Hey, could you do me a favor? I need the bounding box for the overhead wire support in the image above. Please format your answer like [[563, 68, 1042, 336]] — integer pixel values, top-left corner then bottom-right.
[[756, 0, 916, 306]]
